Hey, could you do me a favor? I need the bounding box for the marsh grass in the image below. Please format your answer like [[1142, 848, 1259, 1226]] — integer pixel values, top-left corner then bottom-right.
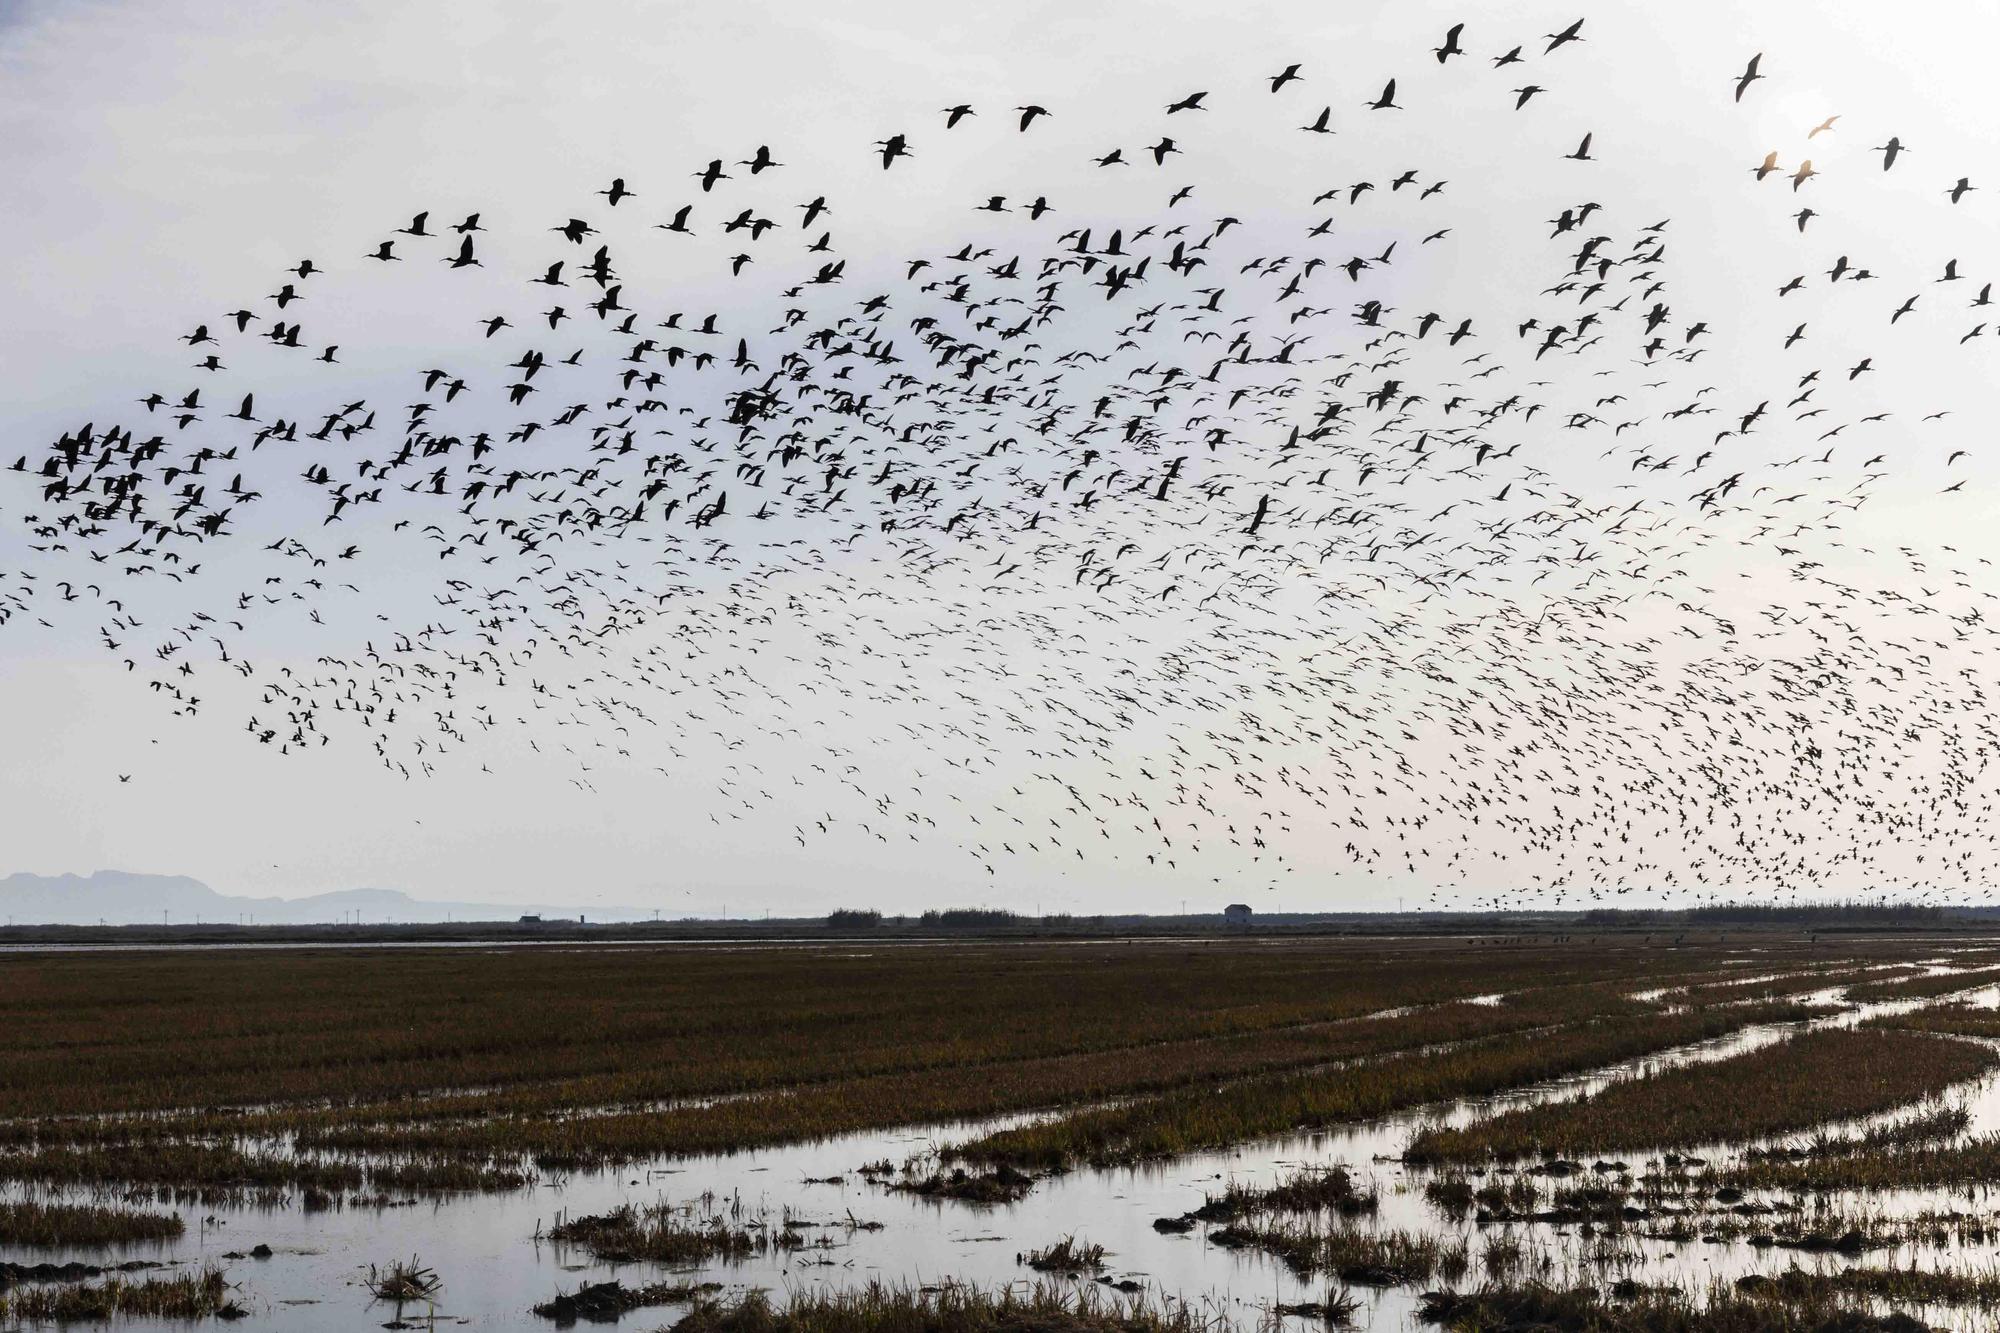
[[1210, 1220, 1469, 1287], [1810, 1263, 2000, 1307], [1876, 1003, 2000, 1041], [0, 939, 1851, 1193], [1414, 1280, 1931, 1332], [0, 939, 1946, 1200], [546, 1204, 777, 1264], [1272, 1286, 1363, 1326], [0, 1265, 238, 1322], [888, 1165, 1035, 1205], [952, 1003, 1821, 1169], [1422, 1170, 1541, 1220], [1405, 1029, 1994, 1162], [1021, 1236, 1106, 1273], [1748, 1104, 1972, 1161], [667, 1281, 1224, 1333], [532, 1278, 719, 1323], [0, 1141, 528, 1206], [0, 1198, 184, 1246], [1847, 966, 2000, 1002], [1236, 1166, 1379, 1217], [1, 940, 1706, 1123], [1182, 1167, 1380, 1229], [1703, 1133, 2000, 1192]]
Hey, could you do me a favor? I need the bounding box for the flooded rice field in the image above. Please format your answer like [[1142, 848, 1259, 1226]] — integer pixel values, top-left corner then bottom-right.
[[9, 935, 2000, 1329]]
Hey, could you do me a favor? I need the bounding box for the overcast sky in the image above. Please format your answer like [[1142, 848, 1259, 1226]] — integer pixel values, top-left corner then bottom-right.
[[4, 1, 1998, 916]]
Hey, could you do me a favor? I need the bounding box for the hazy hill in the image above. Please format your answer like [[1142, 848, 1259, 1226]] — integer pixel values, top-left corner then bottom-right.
[[0, 870, 651, 925]]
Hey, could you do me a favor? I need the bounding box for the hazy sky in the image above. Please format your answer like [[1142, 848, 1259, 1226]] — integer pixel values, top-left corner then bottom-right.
[[4, 1, 1999, 916]]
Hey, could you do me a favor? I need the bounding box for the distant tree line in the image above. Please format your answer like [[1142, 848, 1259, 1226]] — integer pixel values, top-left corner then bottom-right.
[[1576, 902, 1943, 926], [921, 908, 1020, 927], [825, 907, 1099, 930]]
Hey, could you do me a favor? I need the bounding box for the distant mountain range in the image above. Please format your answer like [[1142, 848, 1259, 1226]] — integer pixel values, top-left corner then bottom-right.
[[0, 871, 654, 925]]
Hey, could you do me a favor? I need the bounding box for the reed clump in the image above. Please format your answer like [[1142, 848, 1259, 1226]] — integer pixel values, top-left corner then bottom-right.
[[546, 1204, 773, 1264], [366, 1255, 442, 1303], [889, 1165, 1035, 1205], [1021, 1236, 1106, 1274], [1186, 1166, 1379, 1225]]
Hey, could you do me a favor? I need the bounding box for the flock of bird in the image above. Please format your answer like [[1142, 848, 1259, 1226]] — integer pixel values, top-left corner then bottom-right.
[[8, 19, 2000, 907]]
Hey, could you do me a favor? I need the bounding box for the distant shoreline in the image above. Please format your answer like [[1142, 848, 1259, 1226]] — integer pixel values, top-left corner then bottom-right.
[[0, 909, 1988, 949]]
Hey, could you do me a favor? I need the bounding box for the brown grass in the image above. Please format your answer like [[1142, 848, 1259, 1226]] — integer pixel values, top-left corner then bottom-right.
[[1406, 1028, 1995, 1161], [0, 936, 1949, 1193], [0, 1198, 184, 1247], [0, 1266, 238, 1321], [949, 1002, 1823, 1168], [667, 1281, 1222, 1333], [546, 1204, 781, 1263]]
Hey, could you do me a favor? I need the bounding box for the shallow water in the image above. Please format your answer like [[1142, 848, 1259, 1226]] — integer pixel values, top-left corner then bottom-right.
[[11, 974, 2000, 1329]]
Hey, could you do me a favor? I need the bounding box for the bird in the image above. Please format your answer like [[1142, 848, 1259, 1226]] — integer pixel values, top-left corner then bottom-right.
[[875, 135, 912, 168], [1732, 53, 1763, 102], [9, 10, 1995, 925]]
